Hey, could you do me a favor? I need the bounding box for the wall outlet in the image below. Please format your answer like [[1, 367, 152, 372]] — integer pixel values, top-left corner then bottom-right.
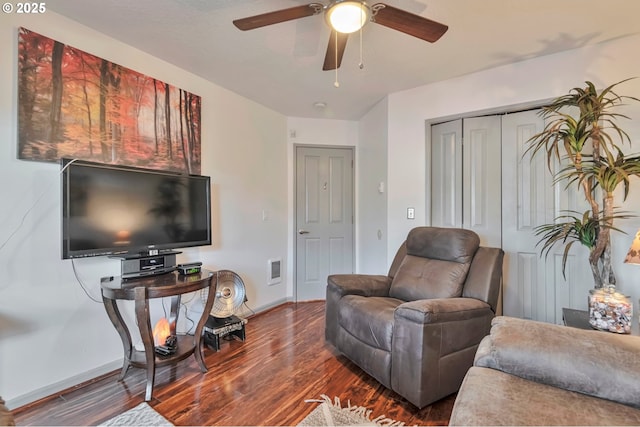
[[407, 207, 415, 219]]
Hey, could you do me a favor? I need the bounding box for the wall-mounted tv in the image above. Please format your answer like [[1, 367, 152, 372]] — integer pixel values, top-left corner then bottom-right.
[[61, 159, 211, 259]]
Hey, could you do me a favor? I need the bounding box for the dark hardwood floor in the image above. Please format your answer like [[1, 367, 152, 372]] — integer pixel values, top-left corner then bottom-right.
[[12, 301, 454, 426]]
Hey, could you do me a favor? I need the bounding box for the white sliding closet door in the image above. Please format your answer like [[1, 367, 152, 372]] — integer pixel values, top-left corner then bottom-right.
[[502, 110, 592, 322], [431, 119, 462, 229], [432, 109, 593, 323], [501, 110, 551, 319], [463, 116, 502, 247], [430, 116, 501, 247]]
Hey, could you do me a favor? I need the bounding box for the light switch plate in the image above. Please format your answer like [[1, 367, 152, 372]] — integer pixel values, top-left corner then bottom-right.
[[407, 207, 415, 219]]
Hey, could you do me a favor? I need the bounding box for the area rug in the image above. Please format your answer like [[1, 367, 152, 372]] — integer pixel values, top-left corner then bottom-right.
[[100, 395, 403, 426], [299, 395, 405, 426], [99, 402, 173, 426]]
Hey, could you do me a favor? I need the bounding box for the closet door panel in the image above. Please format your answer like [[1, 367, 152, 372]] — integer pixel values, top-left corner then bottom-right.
[[462, 116, 502, 247], [431, 120, 462, 228], [501, 110, 552, 320]]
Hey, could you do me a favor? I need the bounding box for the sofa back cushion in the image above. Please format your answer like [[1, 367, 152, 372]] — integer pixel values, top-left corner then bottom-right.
[[389, 227, 480, 301]]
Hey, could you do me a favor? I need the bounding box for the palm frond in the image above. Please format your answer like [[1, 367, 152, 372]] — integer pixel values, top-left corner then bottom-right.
[[533, 209, 633, 278]]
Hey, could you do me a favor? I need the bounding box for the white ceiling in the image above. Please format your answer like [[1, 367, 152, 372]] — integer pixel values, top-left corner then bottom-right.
[[47, 0, 640, 120]]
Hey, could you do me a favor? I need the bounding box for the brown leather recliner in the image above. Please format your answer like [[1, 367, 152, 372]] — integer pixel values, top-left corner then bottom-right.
[[325, 226, 504, 409]]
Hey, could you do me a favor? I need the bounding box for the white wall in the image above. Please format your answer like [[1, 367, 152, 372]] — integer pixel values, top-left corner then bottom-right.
[[0, 11, 288, 407], [357, 100, 389, 273], [285, 113, 388, 278], [386, 34, 640, 313]]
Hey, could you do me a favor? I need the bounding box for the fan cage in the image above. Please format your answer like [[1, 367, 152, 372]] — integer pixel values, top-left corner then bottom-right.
[[208, 270, 246, 318]]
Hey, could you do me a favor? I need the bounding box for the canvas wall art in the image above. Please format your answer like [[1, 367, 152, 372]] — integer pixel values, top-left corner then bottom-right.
[[17, 27, 202, 175]]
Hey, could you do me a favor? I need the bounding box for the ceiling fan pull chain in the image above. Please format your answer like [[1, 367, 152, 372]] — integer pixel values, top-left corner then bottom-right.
[[334, 30, 340, 88], [359, 21, 364, 69]]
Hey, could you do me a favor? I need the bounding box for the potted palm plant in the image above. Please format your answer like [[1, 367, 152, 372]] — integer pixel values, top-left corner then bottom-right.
[[527, 80, 640, 333], [527, 80, 640, 332]]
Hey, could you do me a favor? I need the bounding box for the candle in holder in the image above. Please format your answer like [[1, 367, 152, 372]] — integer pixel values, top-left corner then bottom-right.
[[588, 287, 633, 334]]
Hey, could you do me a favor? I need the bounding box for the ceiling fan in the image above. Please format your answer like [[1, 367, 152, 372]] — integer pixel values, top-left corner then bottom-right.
[[233, 1, 448, 71]]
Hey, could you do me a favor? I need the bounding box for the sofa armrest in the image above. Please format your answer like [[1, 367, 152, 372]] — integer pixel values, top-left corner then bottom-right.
[[395, 297, 492, 324], [477, 316, 640, 409], [0, 397, 14, 426]]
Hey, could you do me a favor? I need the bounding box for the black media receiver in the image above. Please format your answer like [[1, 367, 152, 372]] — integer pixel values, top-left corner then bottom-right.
[[111, 251, 180, 280]]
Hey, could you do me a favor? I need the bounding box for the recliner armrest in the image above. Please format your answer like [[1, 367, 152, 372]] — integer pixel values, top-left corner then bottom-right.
[[477, 316, 640, 409], [395, 298, 492, 324], [391, 297, 495, 408], [325, 274, 392, 346], [327, 274, 392, 298]]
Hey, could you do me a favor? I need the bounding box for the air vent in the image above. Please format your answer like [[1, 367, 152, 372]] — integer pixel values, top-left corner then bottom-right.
[[267, 258, 282, 286]]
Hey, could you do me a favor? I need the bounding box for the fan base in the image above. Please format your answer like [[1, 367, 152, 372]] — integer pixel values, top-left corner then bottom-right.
[[204, 314, 247, 352]]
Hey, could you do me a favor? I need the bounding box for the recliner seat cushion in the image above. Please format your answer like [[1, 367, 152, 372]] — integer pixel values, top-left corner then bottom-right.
[[338, 296, 403, 351]]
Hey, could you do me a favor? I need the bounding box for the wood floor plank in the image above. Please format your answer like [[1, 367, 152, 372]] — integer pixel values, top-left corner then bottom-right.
[[12, 301, 454, 426]]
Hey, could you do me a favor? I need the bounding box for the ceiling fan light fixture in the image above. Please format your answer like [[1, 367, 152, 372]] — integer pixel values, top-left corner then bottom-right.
[[326, 1, 370, 34]]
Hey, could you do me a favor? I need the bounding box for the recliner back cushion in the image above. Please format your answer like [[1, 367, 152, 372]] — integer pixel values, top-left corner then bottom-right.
[[389, 227, 479, 301]]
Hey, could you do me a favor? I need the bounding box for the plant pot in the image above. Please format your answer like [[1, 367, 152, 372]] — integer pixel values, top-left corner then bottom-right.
[[588, 287, 633, 334]]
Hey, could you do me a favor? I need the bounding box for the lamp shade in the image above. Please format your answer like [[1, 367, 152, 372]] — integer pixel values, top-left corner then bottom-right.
[[624, 229, 640, 265], [326, 1, 370, 34]]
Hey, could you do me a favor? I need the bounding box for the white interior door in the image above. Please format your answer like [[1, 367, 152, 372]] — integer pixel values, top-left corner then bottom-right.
[[295, 146, 354, 301]]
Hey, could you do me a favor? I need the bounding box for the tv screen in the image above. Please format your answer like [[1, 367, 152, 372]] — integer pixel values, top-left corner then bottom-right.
[[61, 159, 211, 259]]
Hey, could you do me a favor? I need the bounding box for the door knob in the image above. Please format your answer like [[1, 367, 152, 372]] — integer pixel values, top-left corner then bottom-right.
[[298, 229, 310, 235]]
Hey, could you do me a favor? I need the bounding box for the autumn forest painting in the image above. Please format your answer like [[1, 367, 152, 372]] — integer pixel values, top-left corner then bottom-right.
[[18, 27, 202, 174]]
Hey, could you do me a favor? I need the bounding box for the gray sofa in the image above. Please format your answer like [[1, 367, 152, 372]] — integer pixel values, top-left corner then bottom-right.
[[0, 397, 14, 426], [325, 226, 504, 408], [450, 316, 640, 425]]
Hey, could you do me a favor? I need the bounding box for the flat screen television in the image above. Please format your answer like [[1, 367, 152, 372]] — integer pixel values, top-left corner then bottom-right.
[[61, 158, 211, 259]]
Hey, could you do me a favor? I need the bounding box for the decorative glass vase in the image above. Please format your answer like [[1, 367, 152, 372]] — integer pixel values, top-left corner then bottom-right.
[[588, 285, 633, 334]]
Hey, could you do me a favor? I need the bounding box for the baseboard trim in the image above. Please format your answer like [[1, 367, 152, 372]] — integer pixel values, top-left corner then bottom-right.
[[248, 297, 293, 316], [7, 359, 123, 410]]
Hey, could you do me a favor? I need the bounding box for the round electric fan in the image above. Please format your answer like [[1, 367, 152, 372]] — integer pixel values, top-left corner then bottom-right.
[[210, 270, 246, 319]]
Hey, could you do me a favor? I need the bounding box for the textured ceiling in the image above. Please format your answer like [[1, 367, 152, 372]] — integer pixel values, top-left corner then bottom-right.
[[47, 0, 640, 120]]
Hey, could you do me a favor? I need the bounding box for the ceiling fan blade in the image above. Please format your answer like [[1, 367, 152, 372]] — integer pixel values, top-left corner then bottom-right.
[[233, 4, 322, 31], [322, 31, 349, 71], [371, 3, 448, 42]]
